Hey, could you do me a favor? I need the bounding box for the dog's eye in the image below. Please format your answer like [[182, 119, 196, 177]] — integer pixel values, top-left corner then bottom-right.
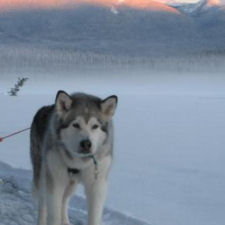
[[92, 124, 99, 130], [73, 123, 80, 129]]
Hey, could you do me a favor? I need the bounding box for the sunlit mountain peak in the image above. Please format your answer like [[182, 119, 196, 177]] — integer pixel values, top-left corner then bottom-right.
[[0, 0, 180, 14], [206, 0, 221, 7]]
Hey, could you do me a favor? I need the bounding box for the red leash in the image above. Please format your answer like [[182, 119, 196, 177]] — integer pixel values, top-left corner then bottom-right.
[[0, 127, 30, 142]]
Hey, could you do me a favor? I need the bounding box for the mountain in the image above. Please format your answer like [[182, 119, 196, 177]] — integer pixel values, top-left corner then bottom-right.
[[0, 2, 224, 57], [0, 5, 196, 57], [169, 0, 224, 15], [205, 0, 221, 7], [0, 0, 180, 14], [193, 2, 225, 51], [163, 0, 225, 51], [169, 1, 207, 14], [113, 0, 180, 14]]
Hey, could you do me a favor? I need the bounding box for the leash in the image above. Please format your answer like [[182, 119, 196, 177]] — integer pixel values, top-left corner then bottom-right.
[[0, 127, 30, 142], [92, 155, 99, 180]]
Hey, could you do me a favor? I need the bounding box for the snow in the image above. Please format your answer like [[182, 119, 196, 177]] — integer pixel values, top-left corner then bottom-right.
[[0, 161, 149, 225], [1, 72, 225, 225]]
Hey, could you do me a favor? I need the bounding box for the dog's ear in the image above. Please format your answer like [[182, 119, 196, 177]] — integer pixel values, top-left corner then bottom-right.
[[55, 90, 72, 116], [101, 95, 118, 120]]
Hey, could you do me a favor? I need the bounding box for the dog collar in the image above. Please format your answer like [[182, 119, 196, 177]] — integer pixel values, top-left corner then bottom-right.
[[67, 168, 80, 174], [67, 156, 99, 179]]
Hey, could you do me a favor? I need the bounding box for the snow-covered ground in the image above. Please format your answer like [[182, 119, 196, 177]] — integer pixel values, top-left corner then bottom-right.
[[0, 161, 149, 225], [1, 72, 225, 225]]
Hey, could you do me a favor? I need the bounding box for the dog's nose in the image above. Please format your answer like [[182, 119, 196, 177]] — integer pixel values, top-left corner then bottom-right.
[[80, 140, 92, 154]]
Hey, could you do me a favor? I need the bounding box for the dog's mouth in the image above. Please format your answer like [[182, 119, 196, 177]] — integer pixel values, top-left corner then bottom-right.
[[58, 141, 94, 158], [76, 146, 93, 158], [72, 152, 94, 158]]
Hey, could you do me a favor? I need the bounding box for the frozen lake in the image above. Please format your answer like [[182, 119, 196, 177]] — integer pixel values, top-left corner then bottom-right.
[[0, 72, 225, 225]]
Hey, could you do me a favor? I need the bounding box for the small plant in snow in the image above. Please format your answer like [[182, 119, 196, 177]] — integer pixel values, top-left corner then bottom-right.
[[8, 77, 29, 96]]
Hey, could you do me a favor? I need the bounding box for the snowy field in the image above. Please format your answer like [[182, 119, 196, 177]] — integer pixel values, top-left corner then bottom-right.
[[0, 161, 149, 225], [1, 72, 225, 225]]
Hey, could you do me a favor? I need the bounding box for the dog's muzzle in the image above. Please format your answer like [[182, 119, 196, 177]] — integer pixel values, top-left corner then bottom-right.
[[79, 139, 92, 155]]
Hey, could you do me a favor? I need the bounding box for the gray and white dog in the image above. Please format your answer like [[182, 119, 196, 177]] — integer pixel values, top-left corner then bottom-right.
[[30, 91, 118, 225]]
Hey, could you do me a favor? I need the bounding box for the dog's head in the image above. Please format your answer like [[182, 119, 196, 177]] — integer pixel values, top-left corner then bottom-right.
[[54, 90, 117, 158]]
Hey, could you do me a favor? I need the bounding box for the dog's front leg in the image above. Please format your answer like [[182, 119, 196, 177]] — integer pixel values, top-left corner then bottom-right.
[[84, 179, 108, 225], [37, 198, 47, 225], [46, 186, 64, 225]]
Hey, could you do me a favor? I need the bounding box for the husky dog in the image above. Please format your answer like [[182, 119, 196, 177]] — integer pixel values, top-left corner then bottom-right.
[[30, 91, 118, 225]]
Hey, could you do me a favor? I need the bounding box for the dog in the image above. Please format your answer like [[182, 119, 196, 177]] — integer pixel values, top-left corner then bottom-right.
[[30, 91, 118, 225]]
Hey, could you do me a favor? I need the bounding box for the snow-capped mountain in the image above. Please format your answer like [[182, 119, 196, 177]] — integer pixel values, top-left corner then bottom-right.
[[0, 0, 180, 14], [167, 0, 224, 15], [0, 5, 194, 56], [112, 0, 181, 14], [0, 1, 224, 57]]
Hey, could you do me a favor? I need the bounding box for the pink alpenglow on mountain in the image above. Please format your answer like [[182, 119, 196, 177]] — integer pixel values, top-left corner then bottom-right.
[[206, 0, 221, 7], [0, 0, 180, 13]]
